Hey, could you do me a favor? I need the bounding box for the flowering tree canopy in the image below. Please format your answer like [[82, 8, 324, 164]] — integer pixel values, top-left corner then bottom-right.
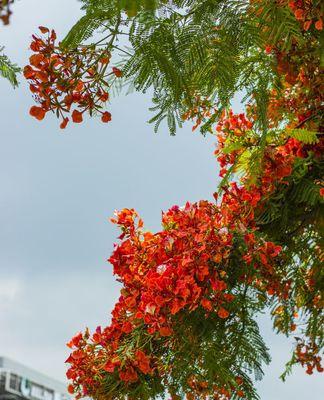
[[61, 1, 324, 399], [3, 0, 324, 399]]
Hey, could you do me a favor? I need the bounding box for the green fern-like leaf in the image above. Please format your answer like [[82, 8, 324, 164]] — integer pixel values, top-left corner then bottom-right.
[[61, 10, 115, 49], [287, 128, 319, 144], [0, 49, 20, 87]]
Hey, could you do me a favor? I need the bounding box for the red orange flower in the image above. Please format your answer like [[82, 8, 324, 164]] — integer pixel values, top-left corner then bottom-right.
[[72, 110, 83, 123], [101, 111, 112, 123], [24, 27, 122, 127], [29, 106, 46, 121]]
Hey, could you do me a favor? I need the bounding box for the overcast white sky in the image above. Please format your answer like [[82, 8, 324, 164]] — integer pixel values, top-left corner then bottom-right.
[[0, 1, 323, 399]]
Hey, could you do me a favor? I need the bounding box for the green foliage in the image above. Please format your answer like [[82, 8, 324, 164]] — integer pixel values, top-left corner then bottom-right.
[[61, 11, 114, 49], [0, 48, 20, 87], [62, 0, 305, 134], [253, 0, 304, 51], [287, 129, 319, 144], [256, 155, 324, 240]]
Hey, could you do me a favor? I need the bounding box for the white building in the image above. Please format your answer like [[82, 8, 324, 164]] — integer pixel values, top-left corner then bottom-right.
[[0, 357, 70, 400]]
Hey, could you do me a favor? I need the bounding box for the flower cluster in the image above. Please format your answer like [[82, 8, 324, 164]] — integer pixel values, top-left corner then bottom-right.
[[214, 111, 308, 192], [267, 45, 323, 133], [181, 95, 217, 132], [65, 202, 259, 393], [0, 0, 14, 25], [109, 201, 256, 330], [24, 27, 122, 128], [186, 375, 245, 399], [295, 339, 324, 375], [215, 110, 254, 177], [288, 0, 323, 31]]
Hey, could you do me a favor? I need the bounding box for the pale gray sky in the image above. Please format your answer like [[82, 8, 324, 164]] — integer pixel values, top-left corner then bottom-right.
[[0, 1, 323, 399]]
